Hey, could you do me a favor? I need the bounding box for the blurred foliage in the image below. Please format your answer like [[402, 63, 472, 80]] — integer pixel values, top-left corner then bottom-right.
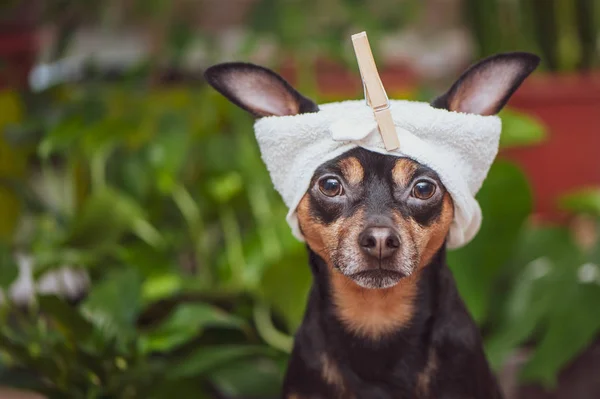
[[0, 81, 298, 398], [1, 77, 598, 397], [0, 0, 600, 398], [247, 0, 420, 61], [465, 0, 600, 71]]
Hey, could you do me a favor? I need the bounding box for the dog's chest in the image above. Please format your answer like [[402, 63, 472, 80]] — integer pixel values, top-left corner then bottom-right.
[[326, 338, 434, 398]]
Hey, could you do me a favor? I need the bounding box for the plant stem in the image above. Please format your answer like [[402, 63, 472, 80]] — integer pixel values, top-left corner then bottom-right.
[[574, 0, 596, 70], [253, 301, 293, 353], [464, 0, 502, 57], [530, 0, 559, 71], [220, 206, 246, 288], [172, 184, 212, 286]]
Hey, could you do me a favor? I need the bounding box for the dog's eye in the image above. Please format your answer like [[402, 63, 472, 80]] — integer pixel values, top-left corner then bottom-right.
[[318, 177, 343, 197], [412, 180, 436, 200]]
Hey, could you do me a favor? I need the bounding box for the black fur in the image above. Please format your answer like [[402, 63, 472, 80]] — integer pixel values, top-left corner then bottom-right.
[[283, 246, 503, 399]]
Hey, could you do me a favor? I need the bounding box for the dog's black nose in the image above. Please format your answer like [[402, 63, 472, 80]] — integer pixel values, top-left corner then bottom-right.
[[358, 227, 400, 259]]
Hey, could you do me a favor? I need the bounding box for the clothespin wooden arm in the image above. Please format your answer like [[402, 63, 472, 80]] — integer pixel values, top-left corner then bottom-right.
[[351, 31, 400, 151]]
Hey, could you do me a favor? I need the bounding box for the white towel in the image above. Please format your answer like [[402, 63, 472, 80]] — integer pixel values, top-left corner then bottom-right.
[[254, 99, 501, 249]]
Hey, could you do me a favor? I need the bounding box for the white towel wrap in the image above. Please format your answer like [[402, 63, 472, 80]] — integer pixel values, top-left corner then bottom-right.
[[254, 99, 502, 249]]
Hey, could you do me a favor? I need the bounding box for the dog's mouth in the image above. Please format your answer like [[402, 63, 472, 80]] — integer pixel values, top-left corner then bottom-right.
[[348, 269, 405, 289]]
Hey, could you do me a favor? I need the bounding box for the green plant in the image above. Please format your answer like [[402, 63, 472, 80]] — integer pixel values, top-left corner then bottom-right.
[[2, 71, 587, 397], [0, 82, 304, 398], [485, 189, 600, 388], [246, 0, 421, 94], [465, 0, 599, 71], [1, 0, 600, 397]]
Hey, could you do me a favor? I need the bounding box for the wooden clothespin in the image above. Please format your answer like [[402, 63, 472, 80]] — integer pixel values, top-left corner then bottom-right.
[[351, 31, 400, 151]]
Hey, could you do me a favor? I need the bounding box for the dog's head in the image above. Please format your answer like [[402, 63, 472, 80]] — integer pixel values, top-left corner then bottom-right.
[[294, 148, 454, 289], [205, 53, 539, 289]]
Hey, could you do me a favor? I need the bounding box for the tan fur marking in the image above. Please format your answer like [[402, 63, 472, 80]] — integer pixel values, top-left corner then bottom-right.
[[329, 193, 452, 340], [321, 354, 347, 395], [392, 158, 419, 187], [407, 193, 454, 269], [339, 157, 364, 186], [298, 193, 416, 339], [297, 194, 344, 265], [331, 269, 420, 339], [416, 349, 438, 397]]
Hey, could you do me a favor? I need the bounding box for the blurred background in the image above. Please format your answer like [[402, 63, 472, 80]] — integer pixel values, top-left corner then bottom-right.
[[0, 0, 599, 398]]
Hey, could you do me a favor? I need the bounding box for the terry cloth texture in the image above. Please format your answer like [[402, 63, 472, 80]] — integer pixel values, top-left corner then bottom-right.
[[253, 100, 502, 249]]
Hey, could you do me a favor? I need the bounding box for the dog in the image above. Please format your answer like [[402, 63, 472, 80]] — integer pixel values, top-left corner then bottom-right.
[[205, 52, 539, 398]]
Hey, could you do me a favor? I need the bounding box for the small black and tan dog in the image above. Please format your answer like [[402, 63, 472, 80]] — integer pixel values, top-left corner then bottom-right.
[[205, 52, 539, 398]]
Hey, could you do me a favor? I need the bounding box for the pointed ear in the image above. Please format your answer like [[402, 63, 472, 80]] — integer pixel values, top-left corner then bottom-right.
[[203, 62, 319, 117], [431, 52, 540, 116]]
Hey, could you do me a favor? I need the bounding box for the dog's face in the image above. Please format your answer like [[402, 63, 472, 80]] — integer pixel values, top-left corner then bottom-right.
[[204, 52, 539, 289], [296, 148, 453, 288]]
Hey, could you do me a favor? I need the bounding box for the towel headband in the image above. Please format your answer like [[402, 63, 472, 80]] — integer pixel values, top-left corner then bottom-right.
[[254, 100, 501, 249], [204, 44, 538, 249]]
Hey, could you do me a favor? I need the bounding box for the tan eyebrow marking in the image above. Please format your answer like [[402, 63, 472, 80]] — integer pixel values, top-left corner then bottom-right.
[[392, 158, 419, 187], [338, 157, 364, 185], [296, 194, 345, 267]]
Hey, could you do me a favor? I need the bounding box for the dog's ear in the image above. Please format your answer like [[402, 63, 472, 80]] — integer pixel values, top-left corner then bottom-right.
[[204, 62, 319, 117], [431, 52, 540, 116]]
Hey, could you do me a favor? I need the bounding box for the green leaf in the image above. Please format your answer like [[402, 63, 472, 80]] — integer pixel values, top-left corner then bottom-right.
[[65, 188, 147, 250], [167, 345, 274, 380], [66, 189, 137, 247], [147, 379, 210, 399], [81, 268, 142, 340], [141, 303, 247, 353], [0, 335, 65, 387], [0, 244, 18, 290], [259, 233, 310, 332], [32, 249, 96, 280], [141, 273, 182, 304], [146, 114, 190, 193], [37, 295, 94, 342], [117, 244, 175, 278], [485, 255, 557, 369], [0, 367, 48, 393], [485, 226, 586, 375], [38, 118, 85, 159], [448, 160, 533, 323], [520, 283, 600, 387], [558, 187, 600, 216], [209, 357, 283, 398], [499, 109, 548, 149], [208, 172, 244, 204]]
